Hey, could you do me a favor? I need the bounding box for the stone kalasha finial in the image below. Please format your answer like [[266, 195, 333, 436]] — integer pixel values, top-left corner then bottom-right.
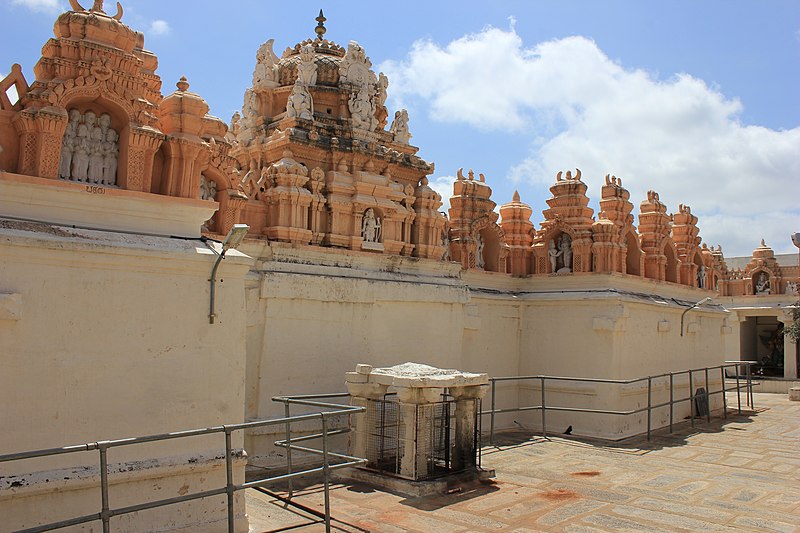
[[315, 9, 327, 39], [176, 76, 189, 92], [70, 0, 124, 20], [512, 190, 520, 202]]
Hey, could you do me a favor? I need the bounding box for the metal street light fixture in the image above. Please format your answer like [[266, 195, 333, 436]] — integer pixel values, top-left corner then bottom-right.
[[209, 224, 249, 324], [681, 296, 713, 337]]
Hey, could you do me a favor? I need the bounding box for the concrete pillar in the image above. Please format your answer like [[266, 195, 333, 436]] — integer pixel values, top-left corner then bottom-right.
[[345, 374, 389, 467], [396, 386, 441, 479], [449, 385, 487, 471]]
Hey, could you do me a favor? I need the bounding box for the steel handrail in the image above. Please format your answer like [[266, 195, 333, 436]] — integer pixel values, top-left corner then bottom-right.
[[483, 362, 756, 445], [1, 398, 364, 533]]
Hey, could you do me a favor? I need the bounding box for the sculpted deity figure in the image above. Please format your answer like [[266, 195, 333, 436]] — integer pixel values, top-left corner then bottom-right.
[[390, 109, 411, 144], [786, 281, 798, 295], [349, 86, 375, 130], [339, 41, 372, 87], [99, 113, 111, 134], [375, 73, 389, 109], [252, 39, 279, 89], [297, 43, 318, 86], [559, 233, 573, 272], [697, 265, 707, 289], [286, 80, 313, 120], [361, 208, 381, 243], [88, 124, 105, 183], [102, 129, 119, 185], [548, 239, 562, 273], [71, 119, 91, 181], [59, 109, 82, 179], [475, 233, 485, 270], [755, 272, 770, 294]]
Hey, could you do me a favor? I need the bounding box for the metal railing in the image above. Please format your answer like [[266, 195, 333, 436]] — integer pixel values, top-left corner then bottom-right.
[[1, 397, 365, 533], [483, 362, 756, 445]]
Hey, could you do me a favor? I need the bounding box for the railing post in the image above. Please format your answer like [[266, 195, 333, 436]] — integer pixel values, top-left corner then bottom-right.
[[746, 363, 753, 408], [736, 365, 742, 414], [490, 379, 496, 446], [225, 427, 234, 533], [321, 414, 331, 533], [284, 400, 294, 499], [540, 377, 547, 439], [99, 443, 111, 533], [646, 377, 652, 441], [689, 370, 695, 428], [668, 373, 674, 433], [720, 366, 727, 419], [704, 367, 711, 423]]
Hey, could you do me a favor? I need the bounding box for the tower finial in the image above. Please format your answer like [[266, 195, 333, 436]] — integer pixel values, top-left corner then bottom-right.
[[315, 9, 327, 39]]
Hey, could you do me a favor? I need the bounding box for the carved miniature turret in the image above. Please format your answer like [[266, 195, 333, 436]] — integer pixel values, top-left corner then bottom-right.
[[448, 168, 507, 272], [533, 169, 594, 274], [592, 174, 639, 274], [499, 191, 534, 276], [671, 203, 704, 286], [638, 190, 679, 282], [742, 239, 780, 295]]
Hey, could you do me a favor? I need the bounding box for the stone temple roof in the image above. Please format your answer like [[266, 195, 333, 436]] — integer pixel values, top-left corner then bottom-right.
[[726, 253, 797, 270]]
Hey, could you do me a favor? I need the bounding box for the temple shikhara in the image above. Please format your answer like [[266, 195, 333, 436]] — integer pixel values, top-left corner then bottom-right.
[[0, 3, 797, 531]]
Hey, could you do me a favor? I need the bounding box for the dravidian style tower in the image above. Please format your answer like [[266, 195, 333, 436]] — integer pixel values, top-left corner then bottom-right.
[[223, 11, 448, 258]]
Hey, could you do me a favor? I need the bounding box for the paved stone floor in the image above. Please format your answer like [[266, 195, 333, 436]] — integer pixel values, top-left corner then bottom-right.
[[247, 393, 800, 532]]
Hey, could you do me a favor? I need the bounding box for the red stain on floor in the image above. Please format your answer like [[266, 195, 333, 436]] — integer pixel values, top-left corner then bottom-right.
[[571, 471, 601, 477], [540, 489, 579, 501]]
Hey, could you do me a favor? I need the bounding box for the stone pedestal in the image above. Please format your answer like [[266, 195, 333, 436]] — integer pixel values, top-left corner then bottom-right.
[[345, 362, 489, 482]]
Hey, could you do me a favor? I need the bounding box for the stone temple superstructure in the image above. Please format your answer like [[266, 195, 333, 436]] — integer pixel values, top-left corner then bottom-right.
[[0, 4, 797, 532], [222, 12, 447, 258]]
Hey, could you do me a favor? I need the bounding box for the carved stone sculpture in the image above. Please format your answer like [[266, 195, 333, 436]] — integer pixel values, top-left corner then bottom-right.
[[60, 109, 120, 185], [697, 264, 707, 288], [253, 39, 279, 89], [361, 208, 381, 243], [390, 109, 411, 144], [297, 43, 318, 86], [349, 86, 375, 130], [548, 239, 561, 273], [339, 41, 372, 87], [287, 80, 313, 120], [59, 109, 82, 179], [755, 272, 770, 294], [559, 233, 573, 272], [475, 233, 485, 270]]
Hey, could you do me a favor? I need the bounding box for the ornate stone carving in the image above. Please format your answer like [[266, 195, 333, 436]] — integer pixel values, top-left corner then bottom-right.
[[349, 86, 376, 131], [339, 41, 373, 87], [755, 271, 770, 294], [390, 109, 411, 144], [286, 80, 313, 120], [59, 109, 120, 185], [361, 208, 381, 243], [253, 39, 280, 89], [548, 233, 573, 273], [297, 44, 318, 86]]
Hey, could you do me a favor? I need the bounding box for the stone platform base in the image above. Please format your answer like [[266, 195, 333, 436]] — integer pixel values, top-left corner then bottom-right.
[[334, 467, 495, 498]]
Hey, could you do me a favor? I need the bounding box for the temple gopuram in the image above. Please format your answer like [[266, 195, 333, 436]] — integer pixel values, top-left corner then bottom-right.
[[0, 4, 797, 531]]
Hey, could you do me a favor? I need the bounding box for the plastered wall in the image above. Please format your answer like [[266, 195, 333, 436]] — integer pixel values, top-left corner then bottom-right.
[[0, 223, 252, 532]]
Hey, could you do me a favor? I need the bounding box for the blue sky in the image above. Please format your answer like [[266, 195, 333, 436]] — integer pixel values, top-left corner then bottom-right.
[[2, 0, 799, 256]]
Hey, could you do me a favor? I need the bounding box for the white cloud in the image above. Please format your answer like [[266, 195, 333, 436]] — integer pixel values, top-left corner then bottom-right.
[[148, 19, 171, 37], [11, 0, 60, 14], [382, 27, 800, 255], [428, 175, 454, 214]]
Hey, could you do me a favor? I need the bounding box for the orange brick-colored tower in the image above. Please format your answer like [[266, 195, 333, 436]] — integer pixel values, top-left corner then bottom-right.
[[638, 190, 679, 282], [448, 168, 507, 272], [499, 191, 534, 276], [533, 169, 594, 274]]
